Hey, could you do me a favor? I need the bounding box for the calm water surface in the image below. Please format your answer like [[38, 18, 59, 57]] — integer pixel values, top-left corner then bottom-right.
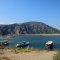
[[0, 35, 60, 50]]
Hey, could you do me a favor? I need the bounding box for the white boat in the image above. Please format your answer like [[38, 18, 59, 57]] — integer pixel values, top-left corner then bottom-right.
[[16, 41, 30, 47]]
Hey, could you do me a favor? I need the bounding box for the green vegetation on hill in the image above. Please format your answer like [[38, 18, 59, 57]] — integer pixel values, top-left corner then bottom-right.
[[0, 22, 60, 35]]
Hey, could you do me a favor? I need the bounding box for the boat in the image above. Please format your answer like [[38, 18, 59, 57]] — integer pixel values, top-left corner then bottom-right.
[[45, 41, 53, 50], [0, 40, 9, 46], [16, 41, 30, 47]]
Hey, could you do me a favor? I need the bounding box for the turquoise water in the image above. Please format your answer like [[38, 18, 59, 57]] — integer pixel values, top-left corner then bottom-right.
[[0, 35, 60, 50]]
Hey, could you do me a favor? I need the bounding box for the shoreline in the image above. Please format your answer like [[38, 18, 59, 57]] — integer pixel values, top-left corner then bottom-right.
[[19, 34, 60, 36], [0, 34, 60, 37]]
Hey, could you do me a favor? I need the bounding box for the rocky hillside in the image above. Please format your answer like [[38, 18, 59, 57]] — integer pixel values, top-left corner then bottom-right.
[[0, 22, 60, 35]]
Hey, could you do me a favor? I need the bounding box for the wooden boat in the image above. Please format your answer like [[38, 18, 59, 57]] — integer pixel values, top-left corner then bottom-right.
[[16, 41, 30, 47], [45, 41, 53, 50]]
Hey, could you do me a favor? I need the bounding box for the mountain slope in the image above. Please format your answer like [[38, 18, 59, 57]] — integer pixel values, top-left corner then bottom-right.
[[0, 22, 60, 35]]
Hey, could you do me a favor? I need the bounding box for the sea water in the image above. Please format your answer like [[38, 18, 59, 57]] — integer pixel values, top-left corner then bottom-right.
[[0, 35, 60, 50]]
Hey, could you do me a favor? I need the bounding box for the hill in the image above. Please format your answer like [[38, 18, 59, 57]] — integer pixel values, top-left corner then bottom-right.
[[0, 22, 60, 35]]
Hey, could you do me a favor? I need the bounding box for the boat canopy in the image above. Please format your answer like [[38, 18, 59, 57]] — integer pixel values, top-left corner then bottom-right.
[[46, 41, 53, 45]]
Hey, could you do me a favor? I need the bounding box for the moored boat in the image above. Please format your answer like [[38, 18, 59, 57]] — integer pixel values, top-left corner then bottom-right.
[[0, 40, 9, 46], [45, 41, 53, 50], [16, 41, 30, 47]]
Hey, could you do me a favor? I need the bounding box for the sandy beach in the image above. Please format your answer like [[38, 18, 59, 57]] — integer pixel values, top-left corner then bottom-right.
[[0, 49, 56, 60]]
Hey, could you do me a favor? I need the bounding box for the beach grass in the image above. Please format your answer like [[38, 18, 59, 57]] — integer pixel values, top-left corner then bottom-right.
[[11, 48, 48, 53], [11, 48, 31, 53], [53, 51, 60, 60]]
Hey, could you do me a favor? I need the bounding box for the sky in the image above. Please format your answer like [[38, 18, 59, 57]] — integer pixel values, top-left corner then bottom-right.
[[0, 0, 60, 29]]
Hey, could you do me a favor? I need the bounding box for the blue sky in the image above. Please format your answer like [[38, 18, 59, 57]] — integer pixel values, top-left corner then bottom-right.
[[0, 0, 60, 29]]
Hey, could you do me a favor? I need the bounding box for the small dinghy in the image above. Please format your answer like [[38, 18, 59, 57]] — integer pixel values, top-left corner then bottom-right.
[[16, 41, 30, 47]]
